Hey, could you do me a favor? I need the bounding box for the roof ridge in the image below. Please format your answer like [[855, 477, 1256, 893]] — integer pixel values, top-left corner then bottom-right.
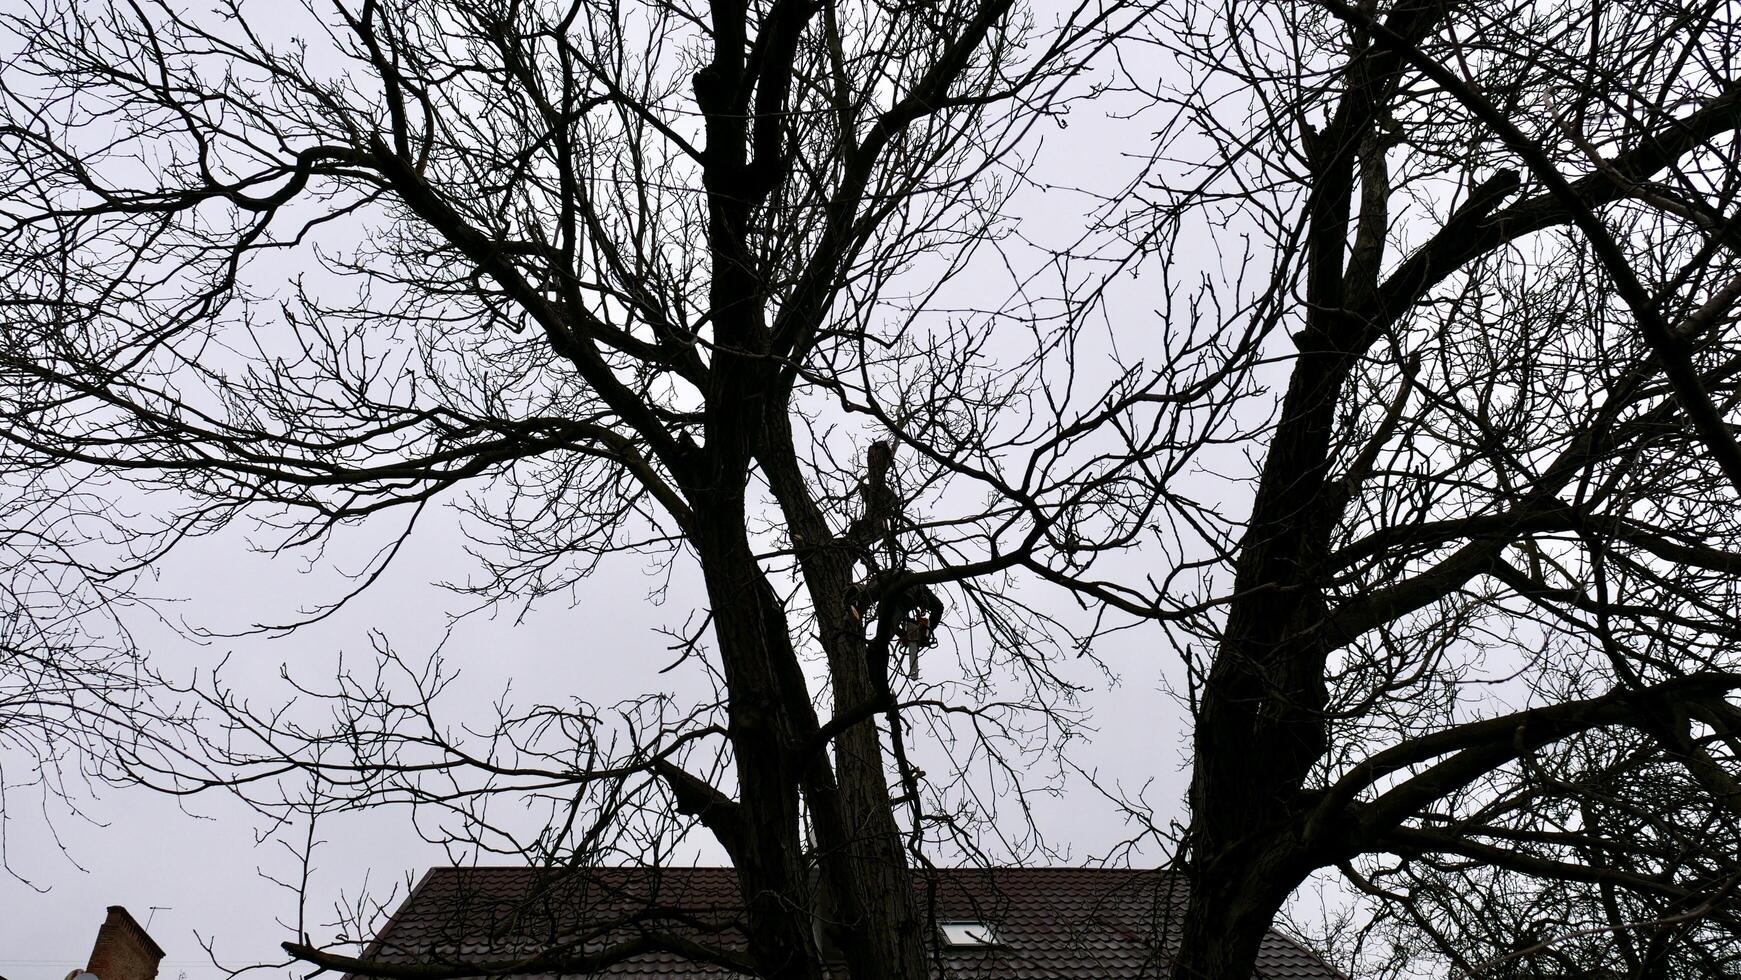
[[351, 868, 440, 970]]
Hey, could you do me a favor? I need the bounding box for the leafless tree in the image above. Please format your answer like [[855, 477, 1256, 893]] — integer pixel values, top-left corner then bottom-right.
[[0, 466, 184, 884], [1084, 0, 1741, 976], [0, 0, 1148, 978], [14, 0, 1741, 975]]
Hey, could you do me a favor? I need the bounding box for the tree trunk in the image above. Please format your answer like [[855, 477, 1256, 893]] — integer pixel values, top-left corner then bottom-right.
[[696, 510, 929, 980], [815, 661, 929, 980], [696, 511, 830, 980], [1172, 853, 1307, 980], [1172, 625, 1327, 979], [757, 417, 931, 980], [690, 408, 926, 980], [1167, 6, 1437, 959]]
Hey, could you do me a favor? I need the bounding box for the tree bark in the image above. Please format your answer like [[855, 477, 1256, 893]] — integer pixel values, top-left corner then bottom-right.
[[1171, 7, 1448, 971], [694, 508, 829, 980], [760, 417, 931, 980]]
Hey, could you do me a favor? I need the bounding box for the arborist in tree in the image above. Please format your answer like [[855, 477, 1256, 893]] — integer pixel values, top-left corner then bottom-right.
[[846, 571, 943, 691], [842, 438, 947, 695]]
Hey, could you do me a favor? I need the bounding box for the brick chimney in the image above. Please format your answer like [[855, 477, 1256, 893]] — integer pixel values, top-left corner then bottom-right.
[[84, 907, 165, 980]]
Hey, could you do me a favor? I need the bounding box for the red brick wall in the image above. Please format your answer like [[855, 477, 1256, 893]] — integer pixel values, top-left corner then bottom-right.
[[85, 907, 165, 980]]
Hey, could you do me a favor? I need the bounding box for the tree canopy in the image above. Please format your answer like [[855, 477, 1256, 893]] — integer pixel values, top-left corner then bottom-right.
[[5, 0, 1741, 977]]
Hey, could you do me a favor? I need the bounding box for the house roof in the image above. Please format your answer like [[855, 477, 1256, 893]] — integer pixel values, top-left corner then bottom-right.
[[351, 866, 1343, 980]]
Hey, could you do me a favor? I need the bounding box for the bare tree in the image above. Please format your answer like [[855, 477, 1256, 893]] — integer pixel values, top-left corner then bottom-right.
[[15, 0, 1741, 975], [0, 0, 1146, 978], [1317, 725, 1741, 978], [0, 465, 185, 884], [1084, 0, 1741, 976]]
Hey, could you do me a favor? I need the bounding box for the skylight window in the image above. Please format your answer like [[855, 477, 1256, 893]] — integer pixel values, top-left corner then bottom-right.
[[938, 921, 1002, 947]]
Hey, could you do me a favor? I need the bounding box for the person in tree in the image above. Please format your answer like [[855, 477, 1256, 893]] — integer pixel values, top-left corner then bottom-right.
[[842, 439, 946, 689], [846, 572, 943, 688]]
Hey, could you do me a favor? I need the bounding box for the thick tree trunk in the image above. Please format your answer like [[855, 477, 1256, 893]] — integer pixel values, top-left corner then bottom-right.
[[1168, 10, 1451, 968], [689, 404, 926, 980], [1172, 852, 1307, 980], [1168, 341, 1344, 976], [696, 513, 830, 980], [690, 9, 844, 963], [758, 418, 931, 980], [695, 510, 929, 980], [687, 0, 935, 967], [815, 660, 929, 980], [1172, 626, 1328, 979], [1168, 112, 1372, 966]]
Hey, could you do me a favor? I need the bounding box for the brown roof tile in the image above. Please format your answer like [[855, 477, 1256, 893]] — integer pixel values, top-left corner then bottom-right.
[[353, 866, 1342, 980]]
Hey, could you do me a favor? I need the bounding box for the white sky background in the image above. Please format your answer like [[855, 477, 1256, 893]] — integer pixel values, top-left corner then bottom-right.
[[0, 3, 1211, 977]]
